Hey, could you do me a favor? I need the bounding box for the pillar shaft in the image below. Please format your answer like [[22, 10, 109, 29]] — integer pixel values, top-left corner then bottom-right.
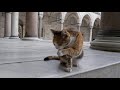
[[38, 14, 42, 38], [90, 12, 120, 52], [11, 12, 19, 37], [4, 12, 11, 38], [23, 12, 39, 40], [61, 19, 64, 30], [89, 26, 93, 42], [25, 12, 38, 37]]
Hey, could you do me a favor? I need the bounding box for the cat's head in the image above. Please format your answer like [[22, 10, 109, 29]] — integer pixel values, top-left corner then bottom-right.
[[51, 29, 71, 50]]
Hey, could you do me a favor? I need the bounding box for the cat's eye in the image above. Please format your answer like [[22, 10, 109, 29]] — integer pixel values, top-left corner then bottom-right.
[[63, 35, 67, 39]]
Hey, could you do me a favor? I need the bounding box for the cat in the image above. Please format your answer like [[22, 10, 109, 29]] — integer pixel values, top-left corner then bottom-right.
[[44, 28, 84, 72]]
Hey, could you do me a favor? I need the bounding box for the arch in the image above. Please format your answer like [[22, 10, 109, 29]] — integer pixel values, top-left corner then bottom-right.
[[42, 12, 62, 40], [63, 12, 80, 31], [92, 18, 100, 41], [80, 14, 92, 42]]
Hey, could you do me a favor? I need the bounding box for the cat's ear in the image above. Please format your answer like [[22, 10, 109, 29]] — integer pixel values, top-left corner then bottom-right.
[[51, 29, 61, 34], [50, 29, 56, 34], [62, 30, 68, 35]]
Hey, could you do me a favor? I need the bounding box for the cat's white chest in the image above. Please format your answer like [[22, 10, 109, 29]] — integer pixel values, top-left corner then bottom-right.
[[68, 36, 76, 47]]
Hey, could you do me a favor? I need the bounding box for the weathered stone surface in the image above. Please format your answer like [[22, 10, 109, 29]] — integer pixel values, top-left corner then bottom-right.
[[0, 39, 119, 78]]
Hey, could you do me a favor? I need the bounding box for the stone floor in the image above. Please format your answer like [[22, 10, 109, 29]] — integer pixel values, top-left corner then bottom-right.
[[0, 38, 120, 78]]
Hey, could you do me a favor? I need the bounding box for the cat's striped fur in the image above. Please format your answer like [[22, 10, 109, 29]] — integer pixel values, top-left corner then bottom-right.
[[44, 28, 84, 72]]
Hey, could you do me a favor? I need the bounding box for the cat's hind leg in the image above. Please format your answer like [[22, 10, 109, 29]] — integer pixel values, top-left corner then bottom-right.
[[66, 58, 73, 72], [73, 50, 84, 67], [73, 59, 79, 67]]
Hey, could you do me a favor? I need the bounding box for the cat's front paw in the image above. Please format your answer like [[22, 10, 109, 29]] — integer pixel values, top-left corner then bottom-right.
[[60, 65, 72, 73], [57, 50, 64, 56], [65, 68, 72, 72]]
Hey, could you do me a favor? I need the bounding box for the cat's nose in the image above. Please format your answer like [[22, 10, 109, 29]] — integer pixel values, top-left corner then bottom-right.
[[54, 45, 58, 49], [54, 43, 59, 49], [55, 46, 58, 49]]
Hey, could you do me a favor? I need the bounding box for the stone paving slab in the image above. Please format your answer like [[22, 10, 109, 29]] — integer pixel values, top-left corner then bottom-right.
[[0, 54, 119, 78], [0, 38, 119, 78]]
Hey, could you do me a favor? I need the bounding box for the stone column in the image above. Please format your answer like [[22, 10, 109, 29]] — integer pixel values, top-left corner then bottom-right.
[[9, 12, 19, 39], [61, 19, 64, 30], [90, 12, 120, 52], [89, 26, 93, 42], [22, 12, 39, 40], [38, 12, 43, 39], [4, 12, 11, 38], [77, 23, 81, 32]]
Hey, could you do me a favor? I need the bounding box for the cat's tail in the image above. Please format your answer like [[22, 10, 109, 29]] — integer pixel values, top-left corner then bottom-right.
[[76, 49, 84, 59], [44, 56, 60, 61]]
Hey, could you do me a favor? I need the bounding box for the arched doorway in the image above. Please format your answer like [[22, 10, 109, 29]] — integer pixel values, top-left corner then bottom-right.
[[64, 12, 80, 31], [80, 14, 91, 42], [92, 18, 100, 41]]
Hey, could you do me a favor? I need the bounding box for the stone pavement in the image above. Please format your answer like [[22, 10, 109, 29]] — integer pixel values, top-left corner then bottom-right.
[[0, 38, 120, 78]]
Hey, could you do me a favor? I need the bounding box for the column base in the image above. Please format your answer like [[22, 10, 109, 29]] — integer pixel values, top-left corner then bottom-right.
[[4, 37, 10, 39], [22, 37, 40, 41], [9, 36, 19, 39], [90, 40, 120, 52], [90, 28, 120, 52]]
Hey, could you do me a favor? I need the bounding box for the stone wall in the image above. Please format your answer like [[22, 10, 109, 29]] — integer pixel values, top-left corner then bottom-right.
[[0, 12, 5, 38], [43, 22, 62, 40], [43, 22, 53, 40], [19, 12, 26, 24]]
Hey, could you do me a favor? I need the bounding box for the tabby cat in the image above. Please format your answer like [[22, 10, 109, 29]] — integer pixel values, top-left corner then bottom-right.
[[44, 28, 84, 72]]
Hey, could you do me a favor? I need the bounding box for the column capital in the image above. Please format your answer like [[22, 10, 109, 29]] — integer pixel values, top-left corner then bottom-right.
[[38, 12, 43, 18], [61, 19, 64, 23], [90, 26, 93, 29], [77, 23, 81, 26]]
